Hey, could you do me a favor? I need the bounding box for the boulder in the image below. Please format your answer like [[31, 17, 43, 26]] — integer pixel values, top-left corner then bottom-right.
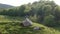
[[33, 26, 40, 30], [22, 18, 32, 27]]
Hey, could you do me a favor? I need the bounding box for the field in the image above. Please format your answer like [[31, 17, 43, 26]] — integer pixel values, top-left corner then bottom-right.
[[0, 15, 60, 34]]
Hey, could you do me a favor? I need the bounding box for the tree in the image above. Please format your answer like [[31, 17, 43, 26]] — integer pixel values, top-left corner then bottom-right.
[[54, 6, 60, 20], [18, 5, 26, 16], [44, 15, 55, 26], [42, 5, 52, 16]]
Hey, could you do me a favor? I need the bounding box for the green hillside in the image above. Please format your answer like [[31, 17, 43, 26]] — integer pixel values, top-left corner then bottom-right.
[[0, 3, 14, 9], [0, 21, 60, 34], [0, 0, 60, 34], [0, 15, 22, 22], [0, 15, 59, 34]]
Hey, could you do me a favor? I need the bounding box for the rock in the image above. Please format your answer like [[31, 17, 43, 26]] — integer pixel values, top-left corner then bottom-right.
[[33, 26, 40, 30], [22, 18, 32, 27]]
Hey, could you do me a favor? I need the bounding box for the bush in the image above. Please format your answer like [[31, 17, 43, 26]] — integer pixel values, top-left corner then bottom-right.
[[44, 15, 55, 27]]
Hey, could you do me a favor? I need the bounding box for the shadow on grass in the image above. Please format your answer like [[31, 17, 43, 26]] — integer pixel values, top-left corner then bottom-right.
[[52, 27, 60, 32]]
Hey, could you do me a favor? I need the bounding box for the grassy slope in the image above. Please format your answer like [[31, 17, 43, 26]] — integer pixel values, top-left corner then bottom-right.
[[0, 15, 23, 23], [0, 15, 60, 34], [0, 23, 60, 34]]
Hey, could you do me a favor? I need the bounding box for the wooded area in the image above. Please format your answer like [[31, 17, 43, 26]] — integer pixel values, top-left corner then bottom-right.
[[0, 0, 60, 27]]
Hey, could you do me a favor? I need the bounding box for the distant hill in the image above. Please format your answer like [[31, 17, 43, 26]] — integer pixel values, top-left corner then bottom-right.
[[0, 3, 14, 9]]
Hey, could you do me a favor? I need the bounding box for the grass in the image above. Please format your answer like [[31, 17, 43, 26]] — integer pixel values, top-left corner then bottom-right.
[[0, 22, 60, 34], [0, 15, 60, 34], [0, 15, 23, 23]]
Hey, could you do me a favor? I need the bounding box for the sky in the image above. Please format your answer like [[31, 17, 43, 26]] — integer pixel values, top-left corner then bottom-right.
[[0, 0, 60, 6]]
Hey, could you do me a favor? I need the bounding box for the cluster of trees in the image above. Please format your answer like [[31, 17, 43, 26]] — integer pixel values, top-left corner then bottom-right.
[[0, 0, 60, 27]]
